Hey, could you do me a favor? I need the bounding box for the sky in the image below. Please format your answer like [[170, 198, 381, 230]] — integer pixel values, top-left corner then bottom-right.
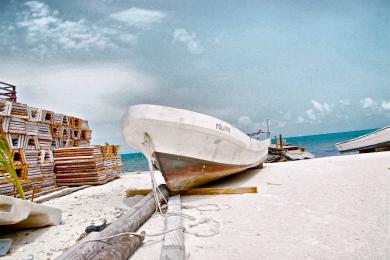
[[0, 0, 389, 153]]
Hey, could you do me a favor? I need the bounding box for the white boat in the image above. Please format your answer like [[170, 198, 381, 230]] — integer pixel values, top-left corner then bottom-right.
[[335, 126, 390, 152], [122, 104, 270, 191]]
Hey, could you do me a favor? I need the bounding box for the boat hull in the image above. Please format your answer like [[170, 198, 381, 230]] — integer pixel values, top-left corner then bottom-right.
[[154, 152, 263, 191], [122, 104, 270, 191], [335, 127, 390, 152]]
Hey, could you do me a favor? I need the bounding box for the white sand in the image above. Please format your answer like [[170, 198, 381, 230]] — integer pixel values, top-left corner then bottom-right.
[[1, 152, 389, 259]]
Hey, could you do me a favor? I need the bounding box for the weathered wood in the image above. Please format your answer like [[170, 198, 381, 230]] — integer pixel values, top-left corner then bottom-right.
[[34, 185, 90, 203], [179, 186, 257, 195], [126, 188, 153, 196], [126, 186, 258, 197], [160, 195, 185, 260], [56, 184, 169, 260]]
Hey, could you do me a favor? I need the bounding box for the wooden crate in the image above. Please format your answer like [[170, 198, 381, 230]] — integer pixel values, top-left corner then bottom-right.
[[37, 137, 51, 150], [51, 125, 63, 138], [40, 110, 54, 124], [0, 99, 12, 116], [8, 117, 27, 134], [25, 135, 40, 150], [0, 117, 10, 133], [80, 120, 89, 129], [39, 150, 54, 164], [15, 165, 28, 179], [70, 117, 81, 129], [28, 106, 41, 122], [26, 121, 39, 135], [53, 146, 108, 186], [53, 113, 64, 125], [12, 149, 27, 166], [80, 129, 92, 141], [62, 115, 70, 127], [6, 133, 27, 149], [10, 102, 29, 119], [37, 123, 52, 138], [71, 128, 81, 140]]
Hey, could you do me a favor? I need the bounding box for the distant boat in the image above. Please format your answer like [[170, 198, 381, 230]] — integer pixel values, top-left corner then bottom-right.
[[122, 104, 270, 191], [335, 126, 390, 153]]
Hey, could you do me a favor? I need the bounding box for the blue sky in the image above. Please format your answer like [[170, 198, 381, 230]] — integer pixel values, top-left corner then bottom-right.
[[0, 0, 389, 153]]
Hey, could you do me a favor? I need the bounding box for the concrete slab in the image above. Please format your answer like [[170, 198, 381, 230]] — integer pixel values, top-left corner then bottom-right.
[[0, 195, 62, 229]]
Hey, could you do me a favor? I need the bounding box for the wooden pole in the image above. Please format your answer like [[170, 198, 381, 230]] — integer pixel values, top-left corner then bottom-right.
[[31, 189, 35, 202], [274, 135, 278, 149], [279, 134, 283, 149], [57, 184, 169, 260], [160, 195, 185, 260]]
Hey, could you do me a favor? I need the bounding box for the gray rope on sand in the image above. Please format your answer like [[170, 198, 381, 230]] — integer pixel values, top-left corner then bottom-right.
[[84, 220, 221, 246]]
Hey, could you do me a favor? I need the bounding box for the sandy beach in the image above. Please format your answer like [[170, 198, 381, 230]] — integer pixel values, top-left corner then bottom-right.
[[2, 151, 389, 259]]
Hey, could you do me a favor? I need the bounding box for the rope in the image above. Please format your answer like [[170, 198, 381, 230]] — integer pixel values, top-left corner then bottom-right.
[[82, 227, 185, 244], [143, 133, 168, 216], [184, 218, 221, 237], [83, 221, 220, 245], [182, 203, 231, 212]]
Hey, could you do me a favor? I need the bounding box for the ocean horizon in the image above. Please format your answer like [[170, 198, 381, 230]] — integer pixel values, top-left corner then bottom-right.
[[120, 127, 379, 172]]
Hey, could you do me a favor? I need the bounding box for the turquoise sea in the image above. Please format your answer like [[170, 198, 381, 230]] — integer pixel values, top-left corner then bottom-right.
[[120, 128, 379, 172]]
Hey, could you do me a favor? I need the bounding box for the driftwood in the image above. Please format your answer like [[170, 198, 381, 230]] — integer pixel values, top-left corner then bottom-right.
[[56, 184, 169, 260], [34, 185, 90, 203], [160, 195, 185, 260], [126, 186, 258, 197]]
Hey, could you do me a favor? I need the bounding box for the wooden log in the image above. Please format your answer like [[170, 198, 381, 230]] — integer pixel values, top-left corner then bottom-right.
[[56, 184, 169, 260], [279, 134, 283, 149], [126, 186, 258, 197], [160, 195, 185, 260], [179, 186, 257, 196], [126, 188, 153, 196]]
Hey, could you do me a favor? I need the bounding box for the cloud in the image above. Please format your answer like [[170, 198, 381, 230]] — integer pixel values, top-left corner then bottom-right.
[[17, 1, 114, 52], [339, 99, 351, 106], [237, 115, 251, 127], [298, 100, 334, 124], [1, 1, 139, 58], [305, 109, 317, 120], [360, 97, 378, 110], [381, 101, 390, 111], [173, 28, 203, 54], [110, 7, 166, 29], [297, 116, 305, 123], [311, 100, 332, 114], [0, 61, 159, 152], [116, 34, 138, 45], [272, 120, 287, 128]]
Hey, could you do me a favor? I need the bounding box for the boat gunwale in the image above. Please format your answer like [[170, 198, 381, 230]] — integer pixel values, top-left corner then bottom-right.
[[337, 140, 390, 153], [335, 126, 389, 146]]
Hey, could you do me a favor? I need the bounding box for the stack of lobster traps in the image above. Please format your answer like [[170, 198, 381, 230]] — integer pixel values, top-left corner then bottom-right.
[[101, 145, 122, 181], [53, 145, 121, 186], [0, 99, 94, 197]]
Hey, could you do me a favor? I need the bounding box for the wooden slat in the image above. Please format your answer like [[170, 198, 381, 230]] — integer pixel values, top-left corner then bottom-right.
[[126, 186, 258, 197], [179, 186, 257, 195], [126, 188, 153, 196], [160, 195, 185, 260]]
